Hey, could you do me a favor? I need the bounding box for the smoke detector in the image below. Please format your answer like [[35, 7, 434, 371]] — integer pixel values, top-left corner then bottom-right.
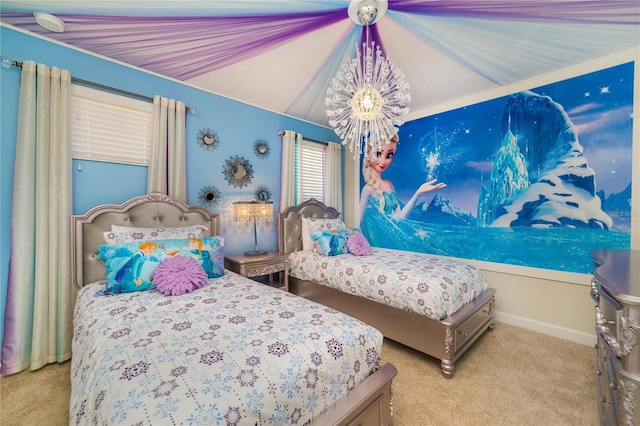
[[33, 12, 65, 33]]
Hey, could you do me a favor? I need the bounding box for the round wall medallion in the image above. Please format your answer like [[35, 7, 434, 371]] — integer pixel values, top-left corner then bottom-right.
[[253, 139, 270, 159], [198, 185, 221, 208], [196, 128, 220, 151], [254, 185, 272, 202], [223, 155, 253, 188]]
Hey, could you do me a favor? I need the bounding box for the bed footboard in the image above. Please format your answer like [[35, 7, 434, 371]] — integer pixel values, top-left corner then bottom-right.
[[311, 362, 397, 426]]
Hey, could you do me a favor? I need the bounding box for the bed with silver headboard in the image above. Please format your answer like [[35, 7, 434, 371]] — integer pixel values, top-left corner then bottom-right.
[[279, 198, 497, 379], [69, 192, 396, 425]]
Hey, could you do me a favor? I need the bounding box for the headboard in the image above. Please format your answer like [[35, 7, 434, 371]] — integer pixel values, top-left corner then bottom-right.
[[278, 198, 340, 254], [71, 192, 220, 289]]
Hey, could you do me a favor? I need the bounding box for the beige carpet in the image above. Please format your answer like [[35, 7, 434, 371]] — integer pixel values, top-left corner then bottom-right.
[[1, 323, 597, 425]]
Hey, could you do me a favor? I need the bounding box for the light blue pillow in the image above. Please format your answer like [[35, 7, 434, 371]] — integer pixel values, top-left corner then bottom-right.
[[311, 227, 358, 256], [98, 236, 225, 294]]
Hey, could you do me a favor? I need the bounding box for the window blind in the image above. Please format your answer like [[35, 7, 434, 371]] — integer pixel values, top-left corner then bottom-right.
[[71, 85, 153, 165], [299, 139, 325, 202]]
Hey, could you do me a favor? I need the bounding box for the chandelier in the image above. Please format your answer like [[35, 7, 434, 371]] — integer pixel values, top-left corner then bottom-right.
[[326, 0, 410, 159]]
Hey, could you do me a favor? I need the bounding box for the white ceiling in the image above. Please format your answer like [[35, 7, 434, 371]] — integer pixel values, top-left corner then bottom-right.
[[1, 1, 638, 128]]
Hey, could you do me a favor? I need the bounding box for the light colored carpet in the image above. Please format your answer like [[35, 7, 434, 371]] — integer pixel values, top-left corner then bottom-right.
[[1, 323, 597, 425], [381, 323, 598, 426]]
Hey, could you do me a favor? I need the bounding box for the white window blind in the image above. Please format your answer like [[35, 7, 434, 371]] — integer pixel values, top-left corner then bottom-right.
[[71, 85, 153, 165], [299, 139, 325, 202]]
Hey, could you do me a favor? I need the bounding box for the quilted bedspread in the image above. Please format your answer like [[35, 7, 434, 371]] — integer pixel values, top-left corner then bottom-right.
[[70, 272, 383, 425], [287, 248, 489, 321]]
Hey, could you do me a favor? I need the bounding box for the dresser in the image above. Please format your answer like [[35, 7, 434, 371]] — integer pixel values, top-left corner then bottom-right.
[[591, 248, 640, 425]]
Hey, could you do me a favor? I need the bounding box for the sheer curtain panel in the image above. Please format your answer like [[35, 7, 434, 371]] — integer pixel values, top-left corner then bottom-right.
[[1, 61, 72, 375], [148, 96, 187, 201], [279, 130, 301, 211]]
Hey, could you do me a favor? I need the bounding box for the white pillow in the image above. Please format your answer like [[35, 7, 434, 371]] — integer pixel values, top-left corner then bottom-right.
[[301, 217, 346, 251], [104, 224, 208, 244]]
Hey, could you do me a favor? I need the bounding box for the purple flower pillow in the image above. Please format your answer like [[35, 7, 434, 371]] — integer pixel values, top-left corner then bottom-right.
[[347, 231, 373, 256], [153, 255, 208, 296]]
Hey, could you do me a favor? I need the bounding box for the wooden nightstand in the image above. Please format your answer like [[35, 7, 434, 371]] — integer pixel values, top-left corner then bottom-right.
[[224, 251, 288, 290]]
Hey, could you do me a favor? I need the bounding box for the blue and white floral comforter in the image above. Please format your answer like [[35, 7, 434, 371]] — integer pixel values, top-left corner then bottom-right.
[[287, 248, 489, 321], [70, 272, 383, 425]]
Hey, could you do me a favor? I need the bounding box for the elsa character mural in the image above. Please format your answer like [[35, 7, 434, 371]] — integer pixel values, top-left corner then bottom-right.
[[358, 62, 633, 275], [359, 133, 447, 252]]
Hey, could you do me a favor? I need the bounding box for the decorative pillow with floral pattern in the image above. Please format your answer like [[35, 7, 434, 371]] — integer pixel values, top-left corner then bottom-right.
[[104, 224, 207, 244]]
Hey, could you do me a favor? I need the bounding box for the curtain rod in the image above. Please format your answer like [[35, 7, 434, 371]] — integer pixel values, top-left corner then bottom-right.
[[277, 130, 328, 145], [3, 57, 195, 112]]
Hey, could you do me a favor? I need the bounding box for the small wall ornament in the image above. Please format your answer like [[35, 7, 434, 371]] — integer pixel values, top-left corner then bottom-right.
[[253, 139, 270, 159], [196, 128, 220, 151], [223, 155, 253, 188], [198, 185, 221, 208], [254, 185, 272, 202]]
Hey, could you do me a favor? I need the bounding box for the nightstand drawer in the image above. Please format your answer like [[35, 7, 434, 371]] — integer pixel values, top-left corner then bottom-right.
[[224, 251, 288, 289], [237, 259, 285, 277]]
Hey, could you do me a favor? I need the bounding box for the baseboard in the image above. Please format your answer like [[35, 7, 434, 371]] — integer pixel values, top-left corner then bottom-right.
[[495, 311, 596, 347]]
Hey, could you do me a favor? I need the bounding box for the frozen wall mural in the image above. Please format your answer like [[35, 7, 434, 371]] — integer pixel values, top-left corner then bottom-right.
[[359, 62, 634, 274]]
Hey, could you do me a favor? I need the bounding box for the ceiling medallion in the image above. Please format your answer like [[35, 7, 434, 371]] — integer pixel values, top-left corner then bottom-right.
[[326, 0, 410, 159]]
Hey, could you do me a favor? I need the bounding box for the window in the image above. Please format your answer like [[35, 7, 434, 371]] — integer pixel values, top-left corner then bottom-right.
[[71, 85, 153, 165], [298, 139, 325, 201]]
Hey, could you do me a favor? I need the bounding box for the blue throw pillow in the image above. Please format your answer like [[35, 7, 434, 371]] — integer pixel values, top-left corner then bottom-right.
[[98, 236, 225, 294], [311, 227, 358, 256]]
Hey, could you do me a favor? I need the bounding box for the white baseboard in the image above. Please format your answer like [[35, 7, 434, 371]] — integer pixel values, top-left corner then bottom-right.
[[495, 311, 596, 347]]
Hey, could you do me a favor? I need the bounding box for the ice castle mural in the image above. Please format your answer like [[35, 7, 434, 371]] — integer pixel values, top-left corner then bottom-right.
[[360, 63, 633, 274], [478, 92, 613, 231]]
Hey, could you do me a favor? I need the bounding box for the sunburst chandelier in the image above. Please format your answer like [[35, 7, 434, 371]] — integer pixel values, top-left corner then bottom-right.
[[326, 0, 410, 159]]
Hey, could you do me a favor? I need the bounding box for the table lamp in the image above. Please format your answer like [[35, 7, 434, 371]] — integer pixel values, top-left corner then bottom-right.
[[232, 201, 273, 256]]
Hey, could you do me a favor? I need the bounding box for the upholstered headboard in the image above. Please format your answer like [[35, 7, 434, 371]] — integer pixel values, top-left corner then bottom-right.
[[278, 198, 340, 254], [71, 192, 220, 289]]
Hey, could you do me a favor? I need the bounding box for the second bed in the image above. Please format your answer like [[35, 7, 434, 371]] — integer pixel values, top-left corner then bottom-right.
[[279, 198, 497, 379]]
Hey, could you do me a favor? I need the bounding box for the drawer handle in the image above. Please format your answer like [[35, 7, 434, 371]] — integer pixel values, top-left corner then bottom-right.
[[458, 330, 468, 337], [595, 307, 615, 327]]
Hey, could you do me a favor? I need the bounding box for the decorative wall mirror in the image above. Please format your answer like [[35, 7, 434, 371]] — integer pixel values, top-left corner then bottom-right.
[[196, 128, 220, 151], [198, 185, 221, 208], [254, 185, 272, 202], [253, 139, 270, 159], [223, 155, 253, 188]]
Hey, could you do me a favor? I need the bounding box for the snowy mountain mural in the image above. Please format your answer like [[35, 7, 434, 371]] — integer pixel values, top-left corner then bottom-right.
[[480, 91, 613, 230], [407, 194, 476, 226], [362, 61, 633, 273]]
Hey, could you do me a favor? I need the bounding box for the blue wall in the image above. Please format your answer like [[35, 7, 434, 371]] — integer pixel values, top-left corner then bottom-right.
[[0, 26, 336, 352]]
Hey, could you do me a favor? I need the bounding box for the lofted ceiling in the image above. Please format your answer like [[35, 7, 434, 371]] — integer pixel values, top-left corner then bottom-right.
[[1, 1, 639, 129]]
